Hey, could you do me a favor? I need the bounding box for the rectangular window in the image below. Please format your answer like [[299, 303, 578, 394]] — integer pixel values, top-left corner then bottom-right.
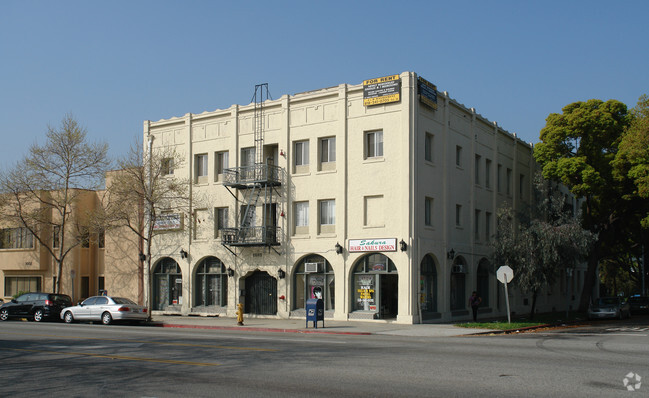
[[485, 212, 492, 242], [98, 276, 105, 294], [456, 146, 462, 167], [319, 200, 335, 225], [455, 205, 462, 227], [215, 151, 229, 178], [506, 168, 512, 195], [475, 154, 481, 185], [215, 207, 229, 237], [195, 153, 208, 182], [241, 147, 255, 167], [474, 209, 481, 240], [0, 227, 34, 249], [485, 159, 492, 189], [320, 137, 336, 163], [79, 228, 90, 248], [295, 201, 309, 229], [519, 174, 525, 198], [81, 276, 89, 299], [366, 130, 383, 158], [4, 276, 41, 297], [98, 228, 105, 249], [161, 158, 174, 175], [425, 133, 433, 162], [425, 197, 433, 226], [295, 140, 309, 166], [497, 164, 503, 193], [53, 226, 60, 248], [240, 205, 256, 227]]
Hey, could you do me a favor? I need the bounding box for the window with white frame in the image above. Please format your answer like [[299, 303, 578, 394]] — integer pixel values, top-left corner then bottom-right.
[[485, 212, 492, 242], [320, 137, 336, 163], [365, 130, 383, 158], [475, 154, 481, 185], [506, 168, 512, 195], [294, 201, 309, 234], [295, 140, 309, 166], [456, 146, 463, 167], [0, 227, 34, 249], [241, 147, 255, 167], [195, 153, 208, 182], [425, 133, 433, 162], [215, 207, 229, 237], [474, 209, 481, 240], [319, 200, 335, 226], [215, 151, 229, 178], [161, 158, 174, 175], [455, 204, 462, 227], [425, 197, 433, 226], [497, 164, 503, 193]]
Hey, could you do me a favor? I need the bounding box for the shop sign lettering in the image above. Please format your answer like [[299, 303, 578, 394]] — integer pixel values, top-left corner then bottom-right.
[[349, 238, 397, 253]]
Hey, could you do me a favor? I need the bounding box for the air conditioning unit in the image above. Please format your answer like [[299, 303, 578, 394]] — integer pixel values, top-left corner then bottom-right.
[[452, 264, 466, 274], [304, 262, 320, 273]]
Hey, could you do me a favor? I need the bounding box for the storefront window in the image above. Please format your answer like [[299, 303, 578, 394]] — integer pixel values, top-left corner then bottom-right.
[[450, 256, 467, 311], [293, 255, 334, 310], [195, 257, 228, 307], [352, 254, 398, 318], [153, 258, 182, 310], [420, 254, 438, 313]]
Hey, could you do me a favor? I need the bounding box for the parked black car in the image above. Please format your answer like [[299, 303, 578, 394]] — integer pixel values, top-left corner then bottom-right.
[[629, 296, 649, 315], [0, 292, 73, 322]]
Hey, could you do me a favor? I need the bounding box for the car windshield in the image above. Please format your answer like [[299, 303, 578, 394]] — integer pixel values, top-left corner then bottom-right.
[[112, 297, 136, 305], [597, 298, 619, 305]]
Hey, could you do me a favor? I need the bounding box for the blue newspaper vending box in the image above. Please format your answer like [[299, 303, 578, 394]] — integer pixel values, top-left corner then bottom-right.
[[306, 298, 324, 328]]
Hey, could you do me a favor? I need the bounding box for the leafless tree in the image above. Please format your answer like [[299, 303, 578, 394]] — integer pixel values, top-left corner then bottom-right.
[[0, 114, 110, 294]]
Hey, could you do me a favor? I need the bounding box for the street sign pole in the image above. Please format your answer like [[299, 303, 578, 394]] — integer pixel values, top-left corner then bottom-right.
[[503, 275, 511, 324], [497, 266, 514, 324]]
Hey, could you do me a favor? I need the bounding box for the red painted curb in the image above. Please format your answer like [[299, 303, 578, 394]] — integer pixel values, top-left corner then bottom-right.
[[151, 323, 372, 335]]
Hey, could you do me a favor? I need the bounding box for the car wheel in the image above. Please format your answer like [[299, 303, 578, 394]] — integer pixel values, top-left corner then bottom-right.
[[0, 309, 8, 321], [34, 309, 44, 322], [64, 311, 74, 324], [101, 312, 112, 325]]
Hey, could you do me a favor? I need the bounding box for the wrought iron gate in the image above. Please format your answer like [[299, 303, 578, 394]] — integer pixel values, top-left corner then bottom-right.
[[245, 271, 277, 315]]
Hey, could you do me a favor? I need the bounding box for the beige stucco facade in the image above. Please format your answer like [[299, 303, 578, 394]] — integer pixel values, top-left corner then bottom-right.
[[145, 71, 583, 323]]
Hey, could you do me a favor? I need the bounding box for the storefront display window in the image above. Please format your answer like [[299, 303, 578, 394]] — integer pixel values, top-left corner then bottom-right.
[[352, 254, 397, 318], [293, 255, 334, 310]]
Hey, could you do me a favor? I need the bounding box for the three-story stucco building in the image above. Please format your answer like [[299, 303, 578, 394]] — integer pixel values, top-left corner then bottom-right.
[[145, 71, 583, 323]]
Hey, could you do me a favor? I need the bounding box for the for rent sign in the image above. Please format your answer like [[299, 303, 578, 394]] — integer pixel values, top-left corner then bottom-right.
[[349, 238, 397, 253]]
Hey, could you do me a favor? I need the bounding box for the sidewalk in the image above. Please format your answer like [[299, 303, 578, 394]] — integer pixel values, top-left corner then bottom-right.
[[149, 314, 492, 337]]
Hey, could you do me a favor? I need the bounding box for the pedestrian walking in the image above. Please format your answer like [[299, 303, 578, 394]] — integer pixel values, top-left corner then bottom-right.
[[469, 291, 482, 322]]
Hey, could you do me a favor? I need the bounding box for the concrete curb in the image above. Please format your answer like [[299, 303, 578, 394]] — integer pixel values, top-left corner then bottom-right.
[[148, 322, 372, 335]]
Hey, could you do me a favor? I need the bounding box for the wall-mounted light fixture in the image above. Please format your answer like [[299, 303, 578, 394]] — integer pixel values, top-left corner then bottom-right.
[[139, 253, 147, 262], [180, 249, 188, 259], [335, 242, 343, 254], [399, 239, 407, 252], [278, 269, 286, 279], [447, 248, 455, 260], [227, 267, 234, 277]]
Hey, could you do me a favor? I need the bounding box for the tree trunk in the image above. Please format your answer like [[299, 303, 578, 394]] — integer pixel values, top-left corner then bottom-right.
[[579, 243, 601, 312], [529, 290, 538, 320]]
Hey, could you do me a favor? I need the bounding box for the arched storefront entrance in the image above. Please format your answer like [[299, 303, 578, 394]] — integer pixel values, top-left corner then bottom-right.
[[450, 256, 467, 312], [194, 256, 228, 308], [420, 254, 438, 318], [153, 258, 182, 311], [244, 271, 277, 315], [352, 253, 397, 319], [476, 258, 490, 308], [293, 255, 335, 311]]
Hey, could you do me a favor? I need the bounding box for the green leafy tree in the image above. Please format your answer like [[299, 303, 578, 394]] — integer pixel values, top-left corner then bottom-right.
[[0, 114, 110, 294], [492, 174, 596, 319], [533, 99, 630, 311]]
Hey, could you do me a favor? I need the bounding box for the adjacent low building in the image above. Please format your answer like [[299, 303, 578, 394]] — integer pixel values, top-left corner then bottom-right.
[[145, 71, 584, 323]]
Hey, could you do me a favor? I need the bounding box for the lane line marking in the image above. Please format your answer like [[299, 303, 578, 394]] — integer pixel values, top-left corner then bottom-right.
[[3, 347, 220, 367]]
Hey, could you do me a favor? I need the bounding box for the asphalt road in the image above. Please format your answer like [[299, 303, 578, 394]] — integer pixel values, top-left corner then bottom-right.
[[0, 317, 648, 397]]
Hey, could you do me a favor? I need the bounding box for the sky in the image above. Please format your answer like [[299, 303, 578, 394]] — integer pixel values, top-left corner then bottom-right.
[[1, 0, 648, 169]]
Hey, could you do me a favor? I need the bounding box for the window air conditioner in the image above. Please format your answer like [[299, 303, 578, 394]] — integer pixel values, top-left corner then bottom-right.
[[304, 262, 320, 273]]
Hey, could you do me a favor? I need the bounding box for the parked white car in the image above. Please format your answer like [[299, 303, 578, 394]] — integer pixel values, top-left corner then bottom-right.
[[61, 296, 148, 325]]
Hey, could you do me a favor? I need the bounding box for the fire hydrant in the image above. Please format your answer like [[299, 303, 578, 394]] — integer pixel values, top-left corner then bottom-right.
[[236, 303, 244, 326]]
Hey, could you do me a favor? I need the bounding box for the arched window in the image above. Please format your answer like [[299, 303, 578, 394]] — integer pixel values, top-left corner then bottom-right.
[[352, 254, 398, 319], [153, 258, 182, 311], [476, 259, 490, 307], [195, 257, 228, 308], [420, 254, 438, 313], [293, 255, 334, 310]]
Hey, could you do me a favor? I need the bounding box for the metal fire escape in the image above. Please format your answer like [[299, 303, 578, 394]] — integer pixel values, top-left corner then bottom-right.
[[221, 84, 283, 251]]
